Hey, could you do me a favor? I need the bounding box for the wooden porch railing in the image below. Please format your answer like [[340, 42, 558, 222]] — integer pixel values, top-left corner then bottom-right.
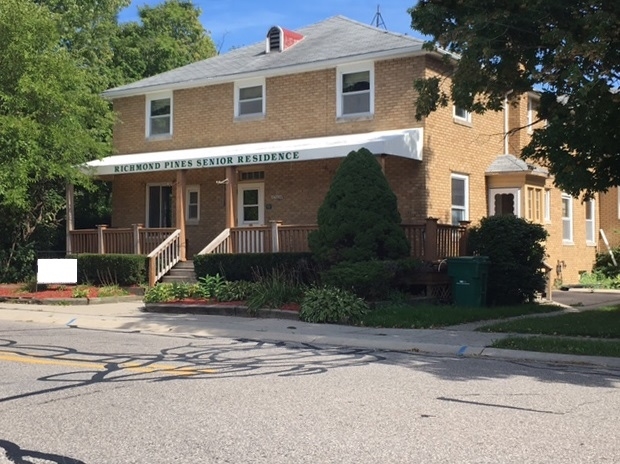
[[148, 229, 182, 287], [69, 225, 176, 255], [199, 219, 468, 259]]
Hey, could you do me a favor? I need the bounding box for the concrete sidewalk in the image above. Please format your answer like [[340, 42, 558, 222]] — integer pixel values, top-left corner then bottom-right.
[[1, 294, 619, 369]]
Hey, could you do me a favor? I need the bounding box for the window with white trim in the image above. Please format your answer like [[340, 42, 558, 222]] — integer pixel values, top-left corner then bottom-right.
[[186, 185, 200, 224], [453, 106, 471, 123], [235, 78, 265, 118], [585, 199, 595, 244], [544, 189, 551, 222], [451, 174, 469, 225], [337, 62, 374, 117], [527, 96, 539, 134], [561, 193, 573, 243], [146, 92, 172, 138]]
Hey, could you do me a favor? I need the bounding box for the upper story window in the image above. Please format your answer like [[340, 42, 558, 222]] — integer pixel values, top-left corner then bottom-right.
[[451, 173, 469, 225], [544, 189, 551, 222], [453, 106, 471, 124], [235, 78, 265, 119], [337, 62, 374, 118], [146, 92, 172, 138], [527, 96, 540, 134], [561, 193, 573, 243], [585, 199, 595, 244], [526, 187, 543, 223]]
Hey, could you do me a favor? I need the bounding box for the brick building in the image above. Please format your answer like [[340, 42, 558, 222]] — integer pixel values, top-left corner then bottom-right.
[[75, 16, 601, 285]]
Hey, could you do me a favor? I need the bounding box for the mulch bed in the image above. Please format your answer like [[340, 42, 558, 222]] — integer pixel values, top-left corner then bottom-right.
[[0, 284, 99, 300]]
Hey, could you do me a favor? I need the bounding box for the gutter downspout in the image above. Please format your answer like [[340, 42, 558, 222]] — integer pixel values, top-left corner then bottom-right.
[[504, 90, 514, 155]]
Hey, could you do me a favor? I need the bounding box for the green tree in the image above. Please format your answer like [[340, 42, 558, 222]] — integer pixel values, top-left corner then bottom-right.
[[308, 148, 410, 266], [468, 215, 548, 305], [35, 0, 130, 90], [113, 0, 217, 84], [409, 1, 620, 197], [0, 0, 114, 280]]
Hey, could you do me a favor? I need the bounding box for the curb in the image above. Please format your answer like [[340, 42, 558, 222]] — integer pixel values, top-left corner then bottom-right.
[[144, 303, 300, 321], [0, 295, 143, 306]]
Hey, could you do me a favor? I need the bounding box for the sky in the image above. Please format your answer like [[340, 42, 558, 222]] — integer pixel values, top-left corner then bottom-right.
[[118, 0, 424, 52]]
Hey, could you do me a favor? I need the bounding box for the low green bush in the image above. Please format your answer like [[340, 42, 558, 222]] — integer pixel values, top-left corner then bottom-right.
[[193, 252, 318, 283], [320, 259, 421, 300], [72, 254, 147, 286], [246, 267, 306, 313], [299, 286, 368, 324], [593, 247, 620, 278]]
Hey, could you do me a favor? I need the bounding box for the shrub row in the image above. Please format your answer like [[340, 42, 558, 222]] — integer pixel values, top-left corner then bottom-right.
[[70, 254, 147, 286], [193, 252, 318, 283]]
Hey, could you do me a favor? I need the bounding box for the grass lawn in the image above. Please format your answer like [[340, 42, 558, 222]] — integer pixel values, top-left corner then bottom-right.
[[479, 306, 620, 358], [358, 302, 561, 329], [477, 306, 620, 338], [491, 336, 620, 358]]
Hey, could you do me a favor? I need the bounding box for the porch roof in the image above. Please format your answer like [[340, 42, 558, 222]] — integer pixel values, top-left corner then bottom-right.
[[82, 128, 423, 176]]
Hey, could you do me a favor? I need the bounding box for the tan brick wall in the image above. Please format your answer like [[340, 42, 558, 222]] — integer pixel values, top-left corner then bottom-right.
[[599, 187, 620, 248]]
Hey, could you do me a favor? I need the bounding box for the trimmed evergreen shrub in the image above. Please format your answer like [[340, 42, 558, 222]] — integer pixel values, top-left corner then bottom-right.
[[193, 252, 317, 283], [72, 254, 147, 286], [308, 148, 410, 266], [467, 215, 548, 305]]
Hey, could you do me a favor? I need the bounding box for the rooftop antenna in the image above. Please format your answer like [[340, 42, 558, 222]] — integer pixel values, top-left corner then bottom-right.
[[371, 5, 387, 30]]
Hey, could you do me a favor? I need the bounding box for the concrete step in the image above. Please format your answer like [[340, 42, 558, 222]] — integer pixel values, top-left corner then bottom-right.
[[160, 261, 197, 284]]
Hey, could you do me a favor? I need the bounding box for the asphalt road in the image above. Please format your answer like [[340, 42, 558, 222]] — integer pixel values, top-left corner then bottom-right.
[[1, 320, 619, 464]]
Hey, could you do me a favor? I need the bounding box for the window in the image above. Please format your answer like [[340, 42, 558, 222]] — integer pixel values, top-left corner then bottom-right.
[[451, 174, 469, 225], [146, 92, 172, 138], [544, 189, 551, 222], [526, 187, 543, 223], [147, 185, 172, 228], [235, 78, 265, 118], [186, 186, 200, 224], [489, 188, 519, 217], [561, 193, 573, 243], [337, 63, 374, 117], [585, 199, 595, 244], [527, 96, 540, 134], [453, 106, 471, 124]]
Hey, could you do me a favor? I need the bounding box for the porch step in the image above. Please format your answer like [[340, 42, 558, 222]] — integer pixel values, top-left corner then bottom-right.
[[161, 260, 197, 284]]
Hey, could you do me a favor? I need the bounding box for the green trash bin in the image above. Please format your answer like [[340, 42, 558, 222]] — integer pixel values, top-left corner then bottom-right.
[[447, 256, 489, 306]]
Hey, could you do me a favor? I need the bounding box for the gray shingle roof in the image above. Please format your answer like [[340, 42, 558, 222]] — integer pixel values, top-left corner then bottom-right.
[[486, 154, 548, 175], [104, 15, 429, 98]]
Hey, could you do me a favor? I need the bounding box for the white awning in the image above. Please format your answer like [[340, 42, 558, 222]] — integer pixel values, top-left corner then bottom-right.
[[83, 128, 423, 176]]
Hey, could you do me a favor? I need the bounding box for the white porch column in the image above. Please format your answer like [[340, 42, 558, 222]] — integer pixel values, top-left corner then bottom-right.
[[65, 183, 74, 255]]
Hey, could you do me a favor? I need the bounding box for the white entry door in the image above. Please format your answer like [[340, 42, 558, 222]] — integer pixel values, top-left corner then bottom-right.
[[237, 183, 265, 252]]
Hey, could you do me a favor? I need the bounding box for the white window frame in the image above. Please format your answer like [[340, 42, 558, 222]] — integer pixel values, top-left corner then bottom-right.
[[488, 188, 521, 217], [234, 77, 265, 119], [337, 62, 374, 118], [453, 105, 471, 124], [544, 189, 551, 222], [585, 198, 595, 245], [145, 91, 173, 138], [451, 173, 469, 225], [561, 193, 573, 244], [186, 185, 200, 225], [527, 96, 540, 134]]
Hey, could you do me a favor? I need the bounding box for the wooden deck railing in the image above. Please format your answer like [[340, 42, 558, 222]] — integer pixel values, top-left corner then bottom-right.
[[148, 229, 182, 287], [69, 225, 176, 255], [199, 219, 467, 259]]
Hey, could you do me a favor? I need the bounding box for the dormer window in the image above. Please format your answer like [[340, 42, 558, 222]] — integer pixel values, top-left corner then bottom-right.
[[265, 26, 304, 53]]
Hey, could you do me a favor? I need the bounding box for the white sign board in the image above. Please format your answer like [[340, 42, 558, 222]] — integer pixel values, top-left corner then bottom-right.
[[37, 259, 78, 284]]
